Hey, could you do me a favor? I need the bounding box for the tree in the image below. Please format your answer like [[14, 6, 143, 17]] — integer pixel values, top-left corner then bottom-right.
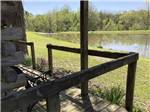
[[88, 4, 99, 31], [24, 7, 149, 32]]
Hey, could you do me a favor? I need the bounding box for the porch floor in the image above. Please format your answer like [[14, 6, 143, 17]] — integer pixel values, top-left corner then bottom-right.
[[32, 87, 127, 112]]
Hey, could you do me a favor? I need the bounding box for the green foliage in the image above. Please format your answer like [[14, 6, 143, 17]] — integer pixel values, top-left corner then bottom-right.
[[24, 4, 150, 32], [103, 19, 118, 31], [23, 55, 32, 66], [133, 105, 143, 112], [88, 5, 99, 31], [91, 86, 124, 105]]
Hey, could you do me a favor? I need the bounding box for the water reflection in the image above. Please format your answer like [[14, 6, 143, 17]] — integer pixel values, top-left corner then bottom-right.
[[97, 34, 150, 58], [45, 33, 150, 58]]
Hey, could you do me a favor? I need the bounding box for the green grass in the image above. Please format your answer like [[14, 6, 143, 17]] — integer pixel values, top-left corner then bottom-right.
[[90, 30, 150, 35], [53, 30, 150, 35], [26, 31, 150, 111]]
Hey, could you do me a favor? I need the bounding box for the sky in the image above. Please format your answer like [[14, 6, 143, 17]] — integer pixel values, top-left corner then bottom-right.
[[23, 0, 149, 15]]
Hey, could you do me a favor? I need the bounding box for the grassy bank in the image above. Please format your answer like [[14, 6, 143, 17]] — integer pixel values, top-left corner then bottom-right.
[[54, 30, 150, 35], [27, 32, 150, 111]]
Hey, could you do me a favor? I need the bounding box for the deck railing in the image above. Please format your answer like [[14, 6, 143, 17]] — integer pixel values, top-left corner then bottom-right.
[[2, 44, 138, 112], [46, 44, 129, 76], [4, 40, 36, 69]]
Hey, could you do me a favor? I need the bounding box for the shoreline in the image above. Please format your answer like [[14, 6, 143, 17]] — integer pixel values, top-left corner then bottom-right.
[[35, 30, 150, 35]]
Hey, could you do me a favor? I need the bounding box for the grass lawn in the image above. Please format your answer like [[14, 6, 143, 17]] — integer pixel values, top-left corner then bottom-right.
[[53, 30, 150, 35], [26, 32, 150, 111]]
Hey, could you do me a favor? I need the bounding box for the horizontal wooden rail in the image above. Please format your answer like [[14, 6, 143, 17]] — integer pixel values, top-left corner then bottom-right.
[[47, 44, 129, 59], [4, 40, 33, 45], [3, 40, 36, 69], [1, 53, 138, 112]]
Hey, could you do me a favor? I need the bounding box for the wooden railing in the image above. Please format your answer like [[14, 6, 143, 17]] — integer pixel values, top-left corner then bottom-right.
[[46, 44, 129, 76], [4, 40, 36, 69], [1, 44, 138, 112]]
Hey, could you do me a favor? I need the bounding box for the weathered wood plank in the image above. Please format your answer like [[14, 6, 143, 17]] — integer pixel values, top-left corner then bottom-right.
[[35, 88, 127, 112], [14, 88, 127, 112], [94, 100, 110, 111], [106, 104, 120, 111], [47, 44, 129, 59], [16, 64, 42, 78], [125, 61, 137, 112], [1, 53, 138, 112], [116, 107, 128, 112]]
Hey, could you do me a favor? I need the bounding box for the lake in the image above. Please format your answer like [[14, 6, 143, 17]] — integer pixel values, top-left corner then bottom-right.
[[96, 34, 150, 58], [41, 33, 150, 58]]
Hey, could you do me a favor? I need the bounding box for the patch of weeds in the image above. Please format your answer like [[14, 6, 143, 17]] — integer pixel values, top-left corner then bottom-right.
[[36, 58, 48, 72], [90, 85, 124, 105], [90, 85, 145, 112], [23, 55, 32, 67]]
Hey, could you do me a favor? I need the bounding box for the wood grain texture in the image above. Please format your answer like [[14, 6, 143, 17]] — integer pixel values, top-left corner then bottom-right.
[[1, 53, 138, 112]]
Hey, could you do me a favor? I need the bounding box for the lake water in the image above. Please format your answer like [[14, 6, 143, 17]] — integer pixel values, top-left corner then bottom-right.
[[42, 33, 150, 58], [96, 34, 150, 58]]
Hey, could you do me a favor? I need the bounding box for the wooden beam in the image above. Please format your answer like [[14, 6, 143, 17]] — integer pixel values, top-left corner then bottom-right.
[[80, 0, 89, 97], [30, 43, 36, 69], [125, 61, 137, 112], [46, 45, 55, 112], [46, 94, 60, 112], [1, 53, 138, 112], [47, 45, 53, 76], [47, 44, 129, 59], [4, 40, 33, 45]]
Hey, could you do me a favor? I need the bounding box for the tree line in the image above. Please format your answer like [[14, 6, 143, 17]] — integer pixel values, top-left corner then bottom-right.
[[24, 6, 150, 32]]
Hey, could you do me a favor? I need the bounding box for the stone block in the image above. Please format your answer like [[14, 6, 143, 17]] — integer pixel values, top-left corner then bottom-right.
[[1, 41, 16, 56], [1, 27, 23, 40]]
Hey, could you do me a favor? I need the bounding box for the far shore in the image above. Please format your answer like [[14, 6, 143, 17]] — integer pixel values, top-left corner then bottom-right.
[[35, 30, 150, 35]]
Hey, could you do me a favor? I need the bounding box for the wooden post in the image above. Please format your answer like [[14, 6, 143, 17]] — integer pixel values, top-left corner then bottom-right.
[[46, 94, 60, 112], [80, 1, 89, 96], [47, 45, 53, 76], [125, 61, 137, 112], [30, 43, 36, 69], [47, 45, 56, 112]]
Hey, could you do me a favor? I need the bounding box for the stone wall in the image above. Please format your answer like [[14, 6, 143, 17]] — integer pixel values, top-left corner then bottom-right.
[[1, 1, 27, 80]]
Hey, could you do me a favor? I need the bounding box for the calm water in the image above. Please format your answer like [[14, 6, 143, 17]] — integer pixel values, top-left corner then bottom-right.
[[43, 33, 150, 58], [96, 34, 150, 58]]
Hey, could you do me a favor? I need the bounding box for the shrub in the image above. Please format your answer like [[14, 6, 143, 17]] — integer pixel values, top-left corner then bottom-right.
[[23, 55, 32, 66]]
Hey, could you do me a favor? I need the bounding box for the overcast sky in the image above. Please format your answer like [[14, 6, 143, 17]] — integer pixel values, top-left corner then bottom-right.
[[23, 0, 149, 15]]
